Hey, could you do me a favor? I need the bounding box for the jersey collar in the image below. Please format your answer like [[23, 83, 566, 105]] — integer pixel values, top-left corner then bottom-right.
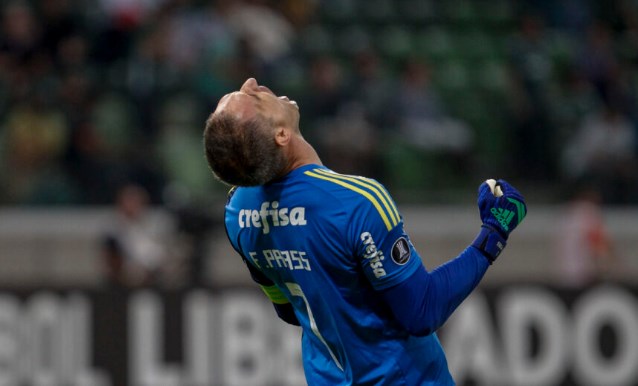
[[272, 163, 326, 183]]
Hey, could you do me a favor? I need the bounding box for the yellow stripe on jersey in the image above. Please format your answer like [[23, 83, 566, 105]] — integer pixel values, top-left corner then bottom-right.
[[363, 176, 400, 223], [260, 285, 289, 304], [313, 168, 400, 226], [304, 170, 395, 231]]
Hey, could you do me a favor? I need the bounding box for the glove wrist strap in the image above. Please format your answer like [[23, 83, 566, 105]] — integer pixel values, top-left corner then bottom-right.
[[472, 225, 507, 264]]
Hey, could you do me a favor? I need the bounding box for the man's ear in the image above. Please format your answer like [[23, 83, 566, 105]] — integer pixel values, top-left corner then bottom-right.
[[274, 126, 291, 147]]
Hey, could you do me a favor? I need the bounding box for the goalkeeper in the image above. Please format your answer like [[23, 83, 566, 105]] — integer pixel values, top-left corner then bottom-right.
[[204, 78, 527, 385]]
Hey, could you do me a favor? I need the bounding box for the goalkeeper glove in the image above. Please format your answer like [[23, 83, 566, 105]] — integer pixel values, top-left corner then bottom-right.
[[472, 179, 527, 263]]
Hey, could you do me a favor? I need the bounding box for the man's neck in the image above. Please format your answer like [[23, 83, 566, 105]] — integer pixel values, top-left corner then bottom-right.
[[284, 135, 322, 173]]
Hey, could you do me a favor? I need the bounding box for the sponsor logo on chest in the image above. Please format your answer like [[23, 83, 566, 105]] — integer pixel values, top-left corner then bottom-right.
[[238, 201, 307, 234]]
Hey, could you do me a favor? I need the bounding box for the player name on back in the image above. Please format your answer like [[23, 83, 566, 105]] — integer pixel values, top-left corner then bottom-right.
[[238, 201, 307, 234]]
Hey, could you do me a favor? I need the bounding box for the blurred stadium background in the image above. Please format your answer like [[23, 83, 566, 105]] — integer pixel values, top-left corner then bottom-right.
[[0, 0, 637, 385]]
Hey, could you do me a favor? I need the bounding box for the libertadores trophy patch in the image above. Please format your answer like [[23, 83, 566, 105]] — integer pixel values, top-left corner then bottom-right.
[[391, 237, 411, 265]]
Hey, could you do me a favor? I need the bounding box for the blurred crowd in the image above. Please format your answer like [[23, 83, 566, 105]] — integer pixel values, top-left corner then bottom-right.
[[0, 0, 637, 208]]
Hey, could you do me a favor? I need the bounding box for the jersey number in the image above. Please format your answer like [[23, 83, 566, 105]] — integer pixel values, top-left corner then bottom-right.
[[285, 282, 344, 371]]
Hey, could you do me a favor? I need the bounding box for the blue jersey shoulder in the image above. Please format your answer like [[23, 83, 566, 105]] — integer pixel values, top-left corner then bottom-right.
[[302, 167, 401, 232]]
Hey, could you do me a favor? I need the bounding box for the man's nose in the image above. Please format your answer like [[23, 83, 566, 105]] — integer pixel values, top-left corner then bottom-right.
[[241, 78, 258, 92]]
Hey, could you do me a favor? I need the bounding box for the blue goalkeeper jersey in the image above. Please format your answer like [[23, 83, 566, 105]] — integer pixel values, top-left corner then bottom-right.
[[225, 164, 455, 385]]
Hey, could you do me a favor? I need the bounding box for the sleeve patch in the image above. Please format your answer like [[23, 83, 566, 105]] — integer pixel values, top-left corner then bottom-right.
[[391, 237, 411, 265], [260, 284, 289, 304]]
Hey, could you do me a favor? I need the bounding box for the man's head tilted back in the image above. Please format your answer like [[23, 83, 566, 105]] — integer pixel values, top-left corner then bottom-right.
[[203, 78, 300, 186]]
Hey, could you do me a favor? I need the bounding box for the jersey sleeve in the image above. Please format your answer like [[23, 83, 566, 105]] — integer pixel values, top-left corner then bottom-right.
[[225, 190, 300, 326], [347, 180, 423, 291], [224, 186, 242, 254], [240, 253, 300, 326]]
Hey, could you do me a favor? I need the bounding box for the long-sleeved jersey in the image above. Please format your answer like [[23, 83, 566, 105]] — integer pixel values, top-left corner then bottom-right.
[[225, 164, 482, 385]]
